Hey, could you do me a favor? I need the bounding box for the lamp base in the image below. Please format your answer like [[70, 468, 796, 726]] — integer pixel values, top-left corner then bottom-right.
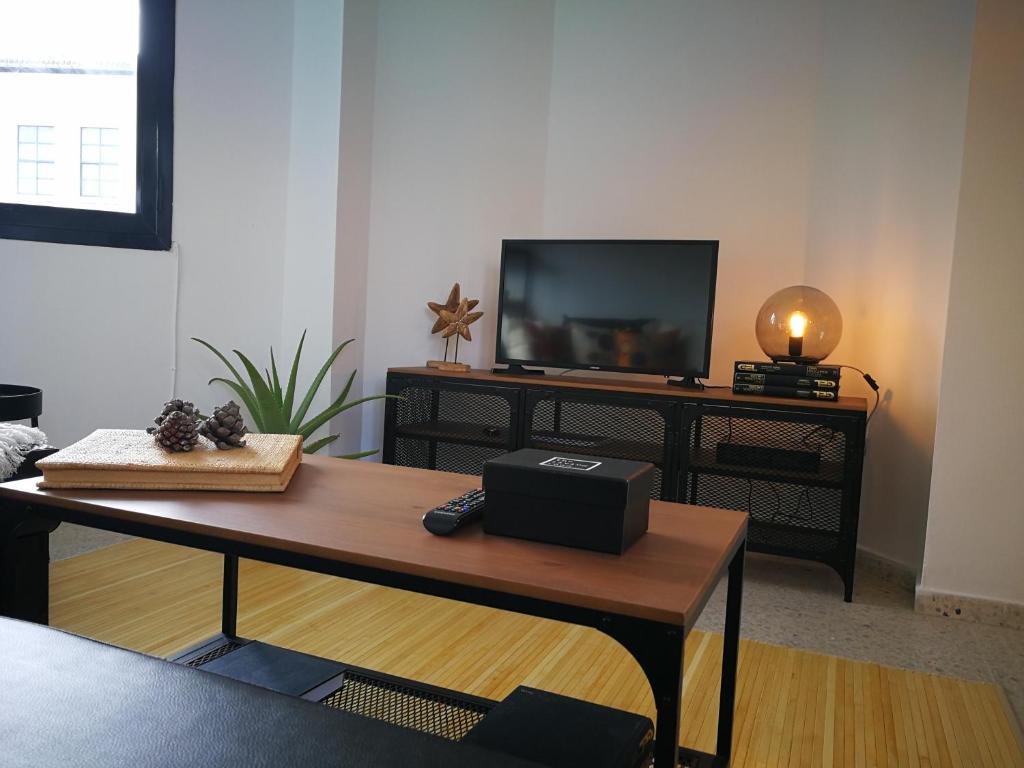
[[769, 355, 824, 365]]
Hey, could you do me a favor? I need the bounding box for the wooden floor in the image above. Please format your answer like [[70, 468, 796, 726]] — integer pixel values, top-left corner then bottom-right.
[[51, 539, 1023, 768]]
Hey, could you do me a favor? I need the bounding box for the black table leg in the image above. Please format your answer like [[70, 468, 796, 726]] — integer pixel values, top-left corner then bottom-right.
[[222, 554, 238, 637], [0, 502, 56, 624], [620, 538, 744, 768], [714, 541, 745, 764]]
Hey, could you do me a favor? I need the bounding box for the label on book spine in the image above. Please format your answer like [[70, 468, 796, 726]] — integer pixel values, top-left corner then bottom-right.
[[732, 383, 837, 400], [734, 360, 840, 379], [734, 372, 838, 389]]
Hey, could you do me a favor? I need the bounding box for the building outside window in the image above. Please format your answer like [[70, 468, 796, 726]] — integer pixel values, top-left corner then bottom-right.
[[80, 127, 120, 199], [16, 125, 55, 196], [0, 0, 174, 249]]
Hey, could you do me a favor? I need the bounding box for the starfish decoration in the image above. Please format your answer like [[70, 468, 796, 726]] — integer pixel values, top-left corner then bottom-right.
[[428, 283, 479, 335], [440, 298, 484, 342]]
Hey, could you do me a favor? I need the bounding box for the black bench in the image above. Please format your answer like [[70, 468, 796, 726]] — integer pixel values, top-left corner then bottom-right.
[[0, 618, 542, 768], [0, 619, 654, 767]]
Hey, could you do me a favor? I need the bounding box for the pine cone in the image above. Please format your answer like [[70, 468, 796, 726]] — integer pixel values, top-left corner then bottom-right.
[[199, 401, 248, 450], [147, 399, 199, 434], [153, 411, 201, 452]]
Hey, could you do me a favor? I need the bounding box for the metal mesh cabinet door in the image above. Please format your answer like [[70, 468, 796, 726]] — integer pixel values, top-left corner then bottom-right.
[[383, 375, 521, 476], [680, 403, 865, 600], [523, 388, 677, 500]]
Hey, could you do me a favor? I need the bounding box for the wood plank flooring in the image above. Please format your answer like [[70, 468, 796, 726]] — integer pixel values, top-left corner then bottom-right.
[[50, 539, 1023, 767]]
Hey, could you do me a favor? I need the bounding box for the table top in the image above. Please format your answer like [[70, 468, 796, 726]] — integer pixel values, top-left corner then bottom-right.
[[0, 457, 747, 629], [389, 366, 868, 414]]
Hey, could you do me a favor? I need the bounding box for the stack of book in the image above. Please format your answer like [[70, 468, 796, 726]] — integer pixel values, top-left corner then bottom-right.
[[732, 361, 840, 401]]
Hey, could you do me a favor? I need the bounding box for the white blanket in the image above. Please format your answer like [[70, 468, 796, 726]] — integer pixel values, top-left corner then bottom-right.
[[0, 423, 50, 481]]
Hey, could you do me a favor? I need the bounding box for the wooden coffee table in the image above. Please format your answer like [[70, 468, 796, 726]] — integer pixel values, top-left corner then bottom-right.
[[0, 456, 746, 768]]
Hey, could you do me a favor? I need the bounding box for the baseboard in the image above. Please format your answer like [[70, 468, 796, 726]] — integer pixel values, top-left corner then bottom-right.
[[855, 546, 916, 591], [914, 586, 1024, 631]]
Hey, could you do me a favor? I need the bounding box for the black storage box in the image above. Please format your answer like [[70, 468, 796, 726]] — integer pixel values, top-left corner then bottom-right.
[[482, 449, 653, 554], [464, 686, 654, 768]]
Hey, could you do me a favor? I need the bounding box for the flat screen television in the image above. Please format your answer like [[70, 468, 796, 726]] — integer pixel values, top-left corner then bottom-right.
[[495, 239, 718, 378]]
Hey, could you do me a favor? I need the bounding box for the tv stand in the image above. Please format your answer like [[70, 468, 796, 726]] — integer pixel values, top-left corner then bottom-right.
[[491, 364, 545, 376], [666, 376, 704, 390], [383, 366, 868, 602]]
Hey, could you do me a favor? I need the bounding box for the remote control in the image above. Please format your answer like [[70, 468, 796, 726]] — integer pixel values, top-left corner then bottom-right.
[[423, 489, 485, 536]]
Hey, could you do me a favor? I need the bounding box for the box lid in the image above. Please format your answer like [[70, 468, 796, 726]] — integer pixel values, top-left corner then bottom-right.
[[483, 448, 653, 507]]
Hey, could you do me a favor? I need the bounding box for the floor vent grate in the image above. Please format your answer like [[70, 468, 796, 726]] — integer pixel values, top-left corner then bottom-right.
[[319, 671, 490, 742], [184, 640, 243, 668]]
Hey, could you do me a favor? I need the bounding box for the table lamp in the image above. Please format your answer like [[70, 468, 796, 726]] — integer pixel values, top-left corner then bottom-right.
[[755, 285, 842, 363]]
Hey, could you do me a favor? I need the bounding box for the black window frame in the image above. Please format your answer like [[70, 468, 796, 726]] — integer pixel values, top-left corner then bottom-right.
[[0, 0, 175, 251]]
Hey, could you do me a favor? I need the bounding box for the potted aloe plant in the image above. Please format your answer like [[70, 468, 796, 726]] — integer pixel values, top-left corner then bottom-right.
[[193, 332, 390, 457]]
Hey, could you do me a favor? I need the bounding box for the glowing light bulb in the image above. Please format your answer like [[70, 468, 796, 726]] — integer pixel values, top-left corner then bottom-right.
[[788, 311, 808, 339]]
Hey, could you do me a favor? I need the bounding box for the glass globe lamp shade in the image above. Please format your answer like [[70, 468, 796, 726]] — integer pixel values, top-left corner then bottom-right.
[[755, 286, 842, 364]]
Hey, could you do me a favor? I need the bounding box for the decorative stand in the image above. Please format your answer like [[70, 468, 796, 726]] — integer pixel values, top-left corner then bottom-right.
[[426, 283, 483, 373]]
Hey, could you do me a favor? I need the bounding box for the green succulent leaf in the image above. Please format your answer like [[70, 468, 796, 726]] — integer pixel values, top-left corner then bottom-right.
[[234, 349, 289, 433], [339, 448, 378, 460], [298, 394, 394, 439], [195, 333, 386, 456], [290, 338, 354, 433], [282, 330, 306, 423], [192, 337, 248, 389], [269, 348, 283, 405], [302, 434, 339, 454]]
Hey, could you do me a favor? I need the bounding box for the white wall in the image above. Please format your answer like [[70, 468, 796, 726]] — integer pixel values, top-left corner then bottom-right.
[[281, 0, 345, 449], [803, 0, 975, 570], [332, 0, 379, 457], [921, 0, 1024, 607], [358, 0, 556, 452], [541, 0, 823, 380]]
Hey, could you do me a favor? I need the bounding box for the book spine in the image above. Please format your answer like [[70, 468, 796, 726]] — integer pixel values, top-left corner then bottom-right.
[[734, 360, 840, 379], [733, 372, 839, 389], [732, 383, 837, 400]]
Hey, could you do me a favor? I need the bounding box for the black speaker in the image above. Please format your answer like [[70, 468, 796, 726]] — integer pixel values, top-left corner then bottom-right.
[[482, 449, 653, 554]]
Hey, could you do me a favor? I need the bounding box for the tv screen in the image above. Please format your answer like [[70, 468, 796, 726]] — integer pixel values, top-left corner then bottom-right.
[[496, 240, 718, 377]]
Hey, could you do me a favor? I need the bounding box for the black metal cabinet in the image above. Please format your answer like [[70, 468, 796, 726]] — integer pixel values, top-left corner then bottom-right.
[[679, 402, 865, 601], [383, 369, 866, 601], [383, 374, 521, 477]]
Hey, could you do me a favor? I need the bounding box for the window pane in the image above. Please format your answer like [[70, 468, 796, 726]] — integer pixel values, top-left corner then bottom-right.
[[0, 0, 171, 246], [4, 0, 138, 214]]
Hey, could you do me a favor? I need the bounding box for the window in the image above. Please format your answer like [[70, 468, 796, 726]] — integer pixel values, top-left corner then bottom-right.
[[0, 0, 174, 250], [17, 125, 55, 196], [80, 128, 120, 199]]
